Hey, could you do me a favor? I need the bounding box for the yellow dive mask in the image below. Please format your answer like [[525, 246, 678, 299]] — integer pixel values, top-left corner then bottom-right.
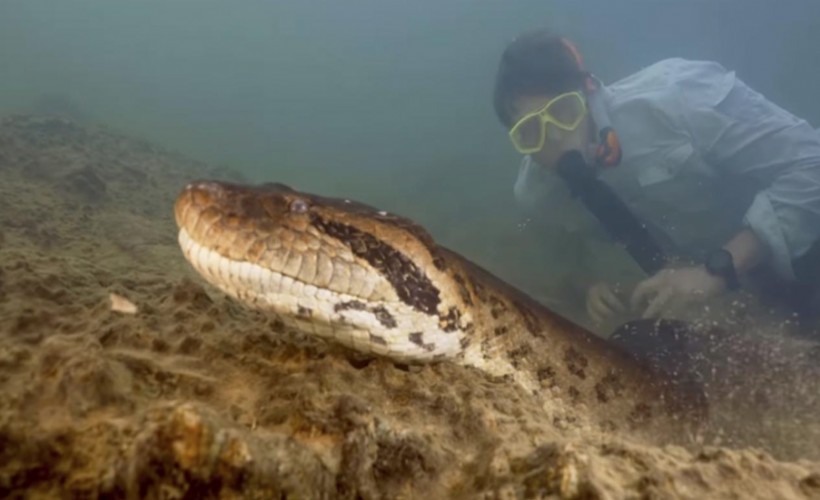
[[508, 91, 587, 154]]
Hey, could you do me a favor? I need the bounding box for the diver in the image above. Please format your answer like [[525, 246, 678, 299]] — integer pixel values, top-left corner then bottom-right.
[[492, 29, 820, 337]]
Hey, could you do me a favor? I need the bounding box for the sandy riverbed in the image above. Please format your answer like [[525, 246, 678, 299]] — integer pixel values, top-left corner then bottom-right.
[[0, 115, 818, 499]]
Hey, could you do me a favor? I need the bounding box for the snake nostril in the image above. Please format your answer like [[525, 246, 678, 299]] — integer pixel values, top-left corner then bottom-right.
[[189, 181, 222, 193], [182, 181, 227, 212]]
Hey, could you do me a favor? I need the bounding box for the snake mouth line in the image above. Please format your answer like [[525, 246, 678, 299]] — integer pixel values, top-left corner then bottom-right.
[[177, 227, 463, 360], [179, 227, 339, 305]]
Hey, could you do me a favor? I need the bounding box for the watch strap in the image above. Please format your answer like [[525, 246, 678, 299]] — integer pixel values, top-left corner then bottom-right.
[[705, 248, 740, 290]]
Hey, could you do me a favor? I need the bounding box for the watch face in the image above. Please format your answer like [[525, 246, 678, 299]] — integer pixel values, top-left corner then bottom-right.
[[705, 249, 739, 290]]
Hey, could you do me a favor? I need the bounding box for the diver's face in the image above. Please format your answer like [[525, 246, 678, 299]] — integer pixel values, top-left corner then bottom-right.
[[510, 93, 590, 168]]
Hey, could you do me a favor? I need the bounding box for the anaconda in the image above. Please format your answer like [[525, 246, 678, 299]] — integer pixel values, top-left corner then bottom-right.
[[174, 180, 705, 442]]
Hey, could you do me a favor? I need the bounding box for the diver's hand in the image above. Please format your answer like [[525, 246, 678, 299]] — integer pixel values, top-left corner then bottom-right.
[[586, 282, 626, 325], [630, 266, 726, 319]]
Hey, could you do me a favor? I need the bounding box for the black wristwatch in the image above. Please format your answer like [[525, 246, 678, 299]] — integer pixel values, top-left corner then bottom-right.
[[704, 248, 740, 291]]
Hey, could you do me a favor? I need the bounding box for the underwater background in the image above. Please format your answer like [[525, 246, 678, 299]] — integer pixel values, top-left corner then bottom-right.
[[2, 0, 819, 326], [2, 3, 820, 496]]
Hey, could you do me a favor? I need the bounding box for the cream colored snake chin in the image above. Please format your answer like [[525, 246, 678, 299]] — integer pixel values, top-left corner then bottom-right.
[[174, 180, 705, 440]]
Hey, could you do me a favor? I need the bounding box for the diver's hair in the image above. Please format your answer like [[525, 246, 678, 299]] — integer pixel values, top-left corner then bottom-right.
[[493, 29, 588, 127]]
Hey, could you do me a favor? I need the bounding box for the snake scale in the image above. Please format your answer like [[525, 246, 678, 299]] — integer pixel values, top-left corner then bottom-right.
[[174, 181, 705, 440]]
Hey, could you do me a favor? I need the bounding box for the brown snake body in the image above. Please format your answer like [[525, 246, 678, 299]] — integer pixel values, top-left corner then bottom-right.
[[174, 181, 705, 441]]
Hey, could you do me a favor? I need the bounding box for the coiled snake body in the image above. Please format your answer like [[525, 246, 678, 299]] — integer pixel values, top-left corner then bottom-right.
[[175, 181, 704, 440]]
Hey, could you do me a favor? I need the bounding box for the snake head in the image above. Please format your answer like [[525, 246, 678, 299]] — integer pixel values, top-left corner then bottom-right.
[[174, 180, 473, 361]]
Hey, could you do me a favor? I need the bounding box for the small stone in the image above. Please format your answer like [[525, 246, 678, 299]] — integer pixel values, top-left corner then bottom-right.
[[110, 292, 138, 314]]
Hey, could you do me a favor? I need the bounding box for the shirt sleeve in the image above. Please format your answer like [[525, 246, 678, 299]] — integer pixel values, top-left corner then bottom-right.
[[677, 65, 820, 280]]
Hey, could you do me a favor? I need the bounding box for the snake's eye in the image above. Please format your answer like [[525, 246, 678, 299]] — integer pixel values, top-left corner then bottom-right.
[[289, 198, 310, 214]]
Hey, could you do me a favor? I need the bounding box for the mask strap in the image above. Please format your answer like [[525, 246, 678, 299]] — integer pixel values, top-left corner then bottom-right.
[[559, 37, 595, 93], [595, 127, 622, 167], [559, 37, 622, 167]]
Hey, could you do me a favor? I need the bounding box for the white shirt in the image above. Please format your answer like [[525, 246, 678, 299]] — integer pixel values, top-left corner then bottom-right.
[[514, 58, 820, 280]]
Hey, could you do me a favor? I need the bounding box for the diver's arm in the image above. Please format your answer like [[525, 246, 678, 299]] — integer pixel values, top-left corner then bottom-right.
[[722, 227, 768, 277], [680, 76, 820, 280]]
